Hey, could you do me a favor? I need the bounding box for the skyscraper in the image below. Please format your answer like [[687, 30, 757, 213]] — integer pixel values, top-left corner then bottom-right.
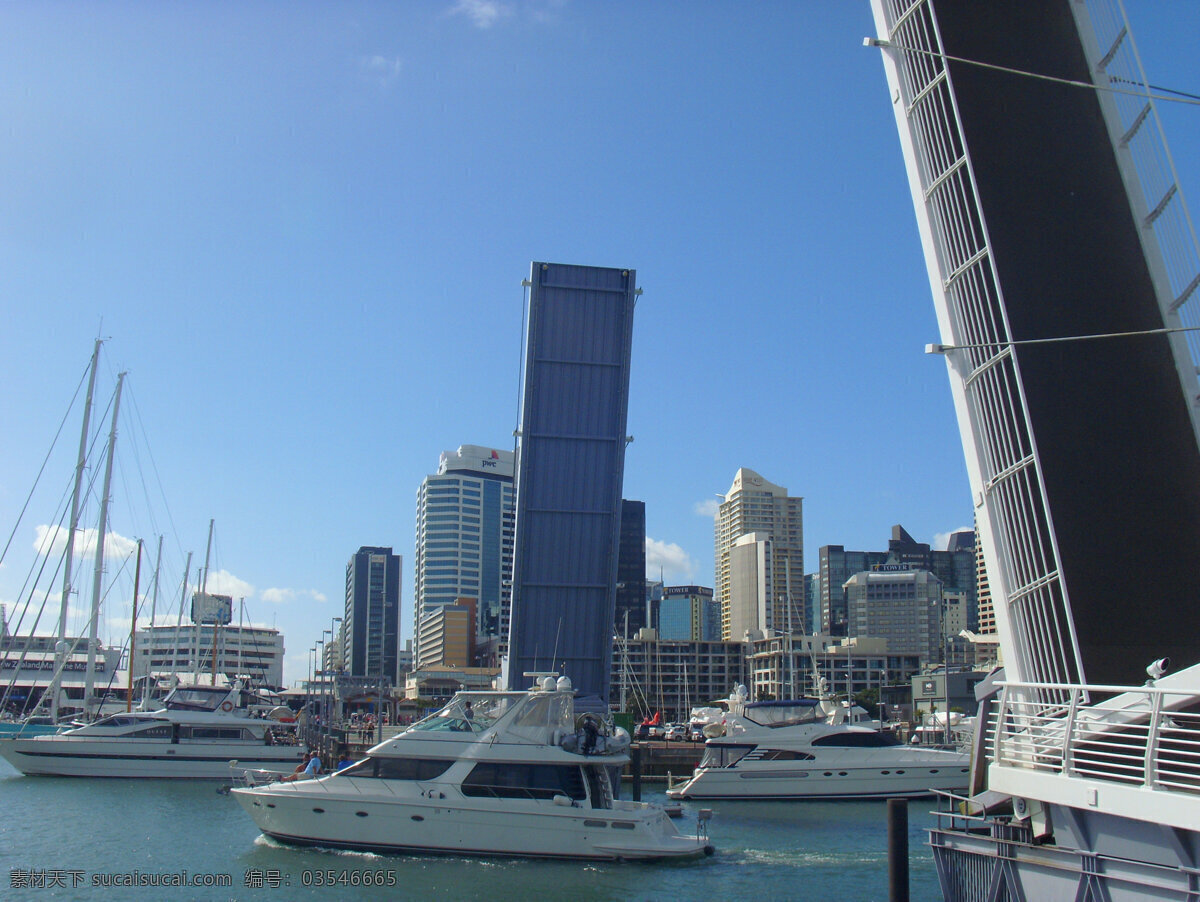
[[714, 468, 804, 639], [414, 444, 515, 658], [506, 262, 637, 704], [344, 546, 402, 684]]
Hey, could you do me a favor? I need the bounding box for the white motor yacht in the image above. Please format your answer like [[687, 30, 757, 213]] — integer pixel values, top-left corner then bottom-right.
[[667, 686, 970, 801], [0, 681, 303, 778], [232, 675, 715, 861]]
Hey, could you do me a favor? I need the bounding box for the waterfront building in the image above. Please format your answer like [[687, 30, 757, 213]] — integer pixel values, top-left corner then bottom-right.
[[403, 664, 500, 703], [747, 633, 917, 704], [610, 630, 747, 721], [132, 622, 285, 688], [344, 546, 402, 685], [714, 468, 804, 640], [414, 445, 515, 655], [614, 500, 648, 636], [844, 568, 943, 664], [0, 631, 123, 714], [506, 262, 637, 705], [658, 586, 719, 642]]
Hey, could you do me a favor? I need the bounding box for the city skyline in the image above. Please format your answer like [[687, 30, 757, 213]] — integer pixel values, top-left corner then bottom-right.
[[1, 2, 1196, 686]]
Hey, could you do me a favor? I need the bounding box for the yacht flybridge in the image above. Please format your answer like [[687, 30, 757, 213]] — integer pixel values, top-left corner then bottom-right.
[[667, 686, 970, 801], [232, 675, 715, 861], [0, 681, 303, 778]]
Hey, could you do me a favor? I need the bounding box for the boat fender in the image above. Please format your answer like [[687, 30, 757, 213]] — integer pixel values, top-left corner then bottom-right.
[[221, 701, 234, 712]]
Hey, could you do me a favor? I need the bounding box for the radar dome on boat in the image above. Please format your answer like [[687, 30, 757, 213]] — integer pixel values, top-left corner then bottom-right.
[[540, 676, 556, 691], [556, 676, 573, 693]]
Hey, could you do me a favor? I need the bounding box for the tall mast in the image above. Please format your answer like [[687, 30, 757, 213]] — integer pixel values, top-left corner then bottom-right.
[[199, 519, 214, 683], [140, 534, 163, 709], [125, 538, 142, 713], [50, 339, 102, 722], [170, 552, 192, 686], [83, 371, 125, 713]]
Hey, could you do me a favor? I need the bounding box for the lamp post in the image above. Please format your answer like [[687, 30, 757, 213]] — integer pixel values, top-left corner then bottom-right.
[[330, 617, 342, 729], [308, 646, 316, 748]]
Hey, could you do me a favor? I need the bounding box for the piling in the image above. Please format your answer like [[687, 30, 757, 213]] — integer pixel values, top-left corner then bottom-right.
[[630, 744, 642, 801], [887, 798, 909, 902]]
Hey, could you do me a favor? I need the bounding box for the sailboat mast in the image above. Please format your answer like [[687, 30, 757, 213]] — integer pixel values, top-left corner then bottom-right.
[[171, 552, 192, 686], [83, 371, 125, 714], [50, 339, 102, 723], [140, 535, 163, 709], [125, 538, 142, 712], [196, 519, 213, 683]]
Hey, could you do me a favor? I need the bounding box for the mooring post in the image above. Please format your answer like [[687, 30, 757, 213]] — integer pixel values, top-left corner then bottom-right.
[[888, 797, 909, 902], [630, 744, 642, 801]]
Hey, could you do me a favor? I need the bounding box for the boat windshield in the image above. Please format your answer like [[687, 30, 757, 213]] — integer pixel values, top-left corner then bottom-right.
[[409, 694, 521, 734], [86, 715, 161, 729], [163, 688, 229, 712], [741, 700, 823, 728]]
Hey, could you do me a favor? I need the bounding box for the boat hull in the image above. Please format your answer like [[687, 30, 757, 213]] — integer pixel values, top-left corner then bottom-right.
[[232, 782, 712, 861], [667, 751, 970, 800], [0, 736, 303, 779]]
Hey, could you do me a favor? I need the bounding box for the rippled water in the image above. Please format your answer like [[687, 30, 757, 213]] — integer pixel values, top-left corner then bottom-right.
[[0, 760, 943, 900]]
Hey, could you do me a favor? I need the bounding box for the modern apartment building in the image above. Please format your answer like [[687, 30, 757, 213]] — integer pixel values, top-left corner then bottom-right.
[[344, 546, 402, 685], [714, 468, 804, 640], [414, 445, 514, 655], [610, 631, 747, 721]]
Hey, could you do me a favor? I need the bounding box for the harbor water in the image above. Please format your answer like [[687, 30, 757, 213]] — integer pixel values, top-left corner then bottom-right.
[[1, 761, 942, 900]]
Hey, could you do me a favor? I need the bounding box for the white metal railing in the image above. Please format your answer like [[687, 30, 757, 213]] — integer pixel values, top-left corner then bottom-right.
[[988, 680, 1200, 794]]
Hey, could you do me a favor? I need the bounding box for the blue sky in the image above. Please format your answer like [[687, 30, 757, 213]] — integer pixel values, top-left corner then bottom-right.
[[2, 1, 1197, 686]]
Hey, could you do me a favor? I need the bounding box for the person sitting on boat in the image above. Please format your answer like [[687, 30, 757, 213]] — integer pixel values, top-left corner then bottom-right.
[[282, 750, 321, 782], [335, 748, 354, 772]]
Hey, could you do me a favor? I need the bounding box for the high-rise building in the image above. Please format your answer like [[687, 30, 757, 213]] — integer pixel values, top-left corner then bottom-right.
[[615, 500, 648, 636], [819, 525, 976, 637], [844, 568, 943, 663], [344, 546, 402, 685], [133, 623, 285, 688], [658, 585, 719, 642], [414, 445, 515, 656], [714, 468, 804, 639], [506, 262, 637, 704]]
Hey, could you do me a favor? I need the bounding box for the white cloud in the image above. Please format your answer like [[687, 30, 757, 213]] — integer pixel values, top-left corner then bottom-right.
[[932, 526, 973, 551], [34, 524, 139, 561], [645, 538, 695, 584], [200, 569, 255, 601], [360, 54, 402, 87], [261, 587, 326, 605], [693, 498, 720, 518], [449, 0, 513, 29]]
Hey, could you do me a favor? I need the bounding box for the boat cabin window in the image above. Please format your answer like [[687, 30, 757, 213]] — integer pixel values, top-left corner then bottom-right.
[[127, 724, 172, 739], [410, 694, 520, 734], [741, 701, 823, 728], [810, 731, 902, 748], [90, 715, 159, 729], [337, 757, 453, 780], [180, 726, 251, 741], [163, 688, 230, 712], [461, 763, 587, 801], [757, 748, 816, 761], [699, 744, 756, 769]]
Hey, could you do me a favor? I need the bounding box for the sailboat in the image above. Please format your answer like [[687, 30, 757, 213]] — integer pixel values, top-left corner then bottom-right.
[[870, 0, 1200, 897]]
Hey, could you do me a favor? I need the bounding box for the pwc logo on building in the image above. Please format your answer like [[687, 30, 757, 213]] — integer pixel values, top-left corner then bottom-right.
[[481, 449, 500, 468]]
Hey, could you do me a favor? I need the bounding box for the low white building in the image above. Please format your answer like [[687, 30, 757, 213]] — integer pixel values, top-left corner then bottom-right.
[[132, 623, 285, 688]]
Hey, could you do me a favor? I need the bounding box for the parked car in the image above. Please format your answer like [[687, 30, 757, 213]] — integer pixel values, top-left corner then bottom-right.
[[664, 724, 688, 742], [688, 724, 707, 742]]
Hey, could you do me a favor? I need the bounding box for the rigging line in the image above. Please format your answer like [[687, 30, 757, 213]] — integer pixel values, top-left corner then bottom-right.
[[124, 383, 184, 562], [1111, 77, 1200, 103], [0, 541, 70, 716], [7, 481, 74, 638], [0, 358, 91, 569], [870, 38, 1200, 107]]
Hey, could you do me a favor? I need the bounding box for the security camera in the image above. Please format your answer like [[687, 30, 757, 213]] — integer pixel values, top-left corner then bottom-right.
[[1146, 658, 1170, 681]]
